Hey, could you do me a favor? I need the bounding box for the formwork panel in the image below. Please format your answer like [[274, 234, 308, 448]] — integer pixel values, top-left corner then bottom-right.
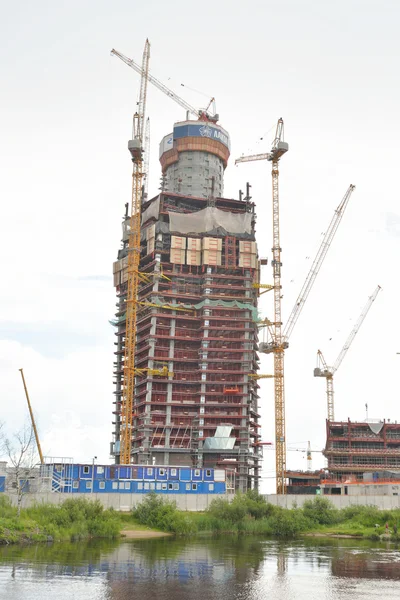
[[187, 237, 202, 251], [147, 238, 155, 255], [239, 240, 257, 254], [146, 223, 156, 240], [186, 250, 201, 266], [171, 235, 187, 250], [203, 249, 222, 266], [203, 237, 222, 251], [170, 249, 186, 264]]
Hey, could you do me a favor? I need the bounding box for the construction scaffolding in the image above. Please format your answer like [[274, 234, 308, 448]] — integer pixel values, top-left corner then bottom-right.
[[323, 419, 400, 480], [111, 191, 261, 491]]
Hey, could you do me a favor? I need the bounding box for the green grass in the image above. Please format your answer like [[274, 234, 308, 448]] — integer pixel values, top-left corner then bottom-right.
[[3, 493, 400, 545], [132, 493, 400, 541], [0, 496, 131, 544]]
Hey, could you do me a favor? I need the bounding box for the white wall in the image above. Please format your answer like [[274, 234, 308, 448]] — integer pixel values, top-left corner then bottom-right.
[[5, 491, 400, 512], [3, 492, 227, 512], [265, 494, 400, 510]]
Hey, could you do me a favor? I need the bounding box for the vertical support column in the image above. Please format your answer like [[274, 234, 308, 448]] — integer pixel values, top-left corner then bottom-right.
[[165, 313, 176, 464]]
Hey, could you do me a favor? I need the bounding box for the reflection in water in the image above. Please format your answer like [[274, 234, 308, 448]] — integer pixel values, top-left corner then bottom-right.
[[0, 537, 400, 600]]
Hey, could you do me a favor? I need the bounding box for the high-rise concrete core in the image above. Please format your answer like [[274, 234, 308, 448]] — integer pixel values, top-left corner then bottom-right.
[[111, 118, 261, 492], [159, 120, 230, 198]]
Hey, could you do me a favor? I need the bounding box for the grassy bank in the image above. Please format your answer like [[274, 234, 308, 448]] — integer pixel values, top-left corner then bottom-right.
[[3, 493, 400, 545], [0, 496, 153, 544], [133, 492, 400, 541]]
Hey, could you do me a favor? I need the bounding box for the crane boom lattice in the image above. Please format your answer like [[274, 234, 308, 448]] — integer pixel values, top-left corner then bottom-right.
[[111, 48, 217, 122], [236, 124, 355, 492], [333, 285, 381, 373], [120, 40, 150, 465], [283, 185, 355, 342], [315, 285, 381, 421]]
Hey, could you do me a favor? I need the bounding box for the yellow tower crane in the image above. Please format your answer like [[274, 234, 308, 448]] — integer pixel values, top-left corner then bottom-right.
[[119, 39, 150, 465], [236, 128, 355, 492], [236, 118, 288, 493], [314, 284, 381, 421]]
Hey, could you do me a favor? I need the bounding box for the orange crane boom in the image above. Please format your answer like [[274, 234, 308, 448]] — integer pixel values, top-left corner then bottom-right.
[[19, 368, 44, 464], [314, 284, 381, 421]]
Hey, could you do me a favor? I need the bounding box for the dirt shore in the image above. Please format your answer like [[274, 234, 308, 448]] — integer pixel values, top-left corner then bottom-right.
[[121, 529, 172, 539], [304, 532, 363, 539]]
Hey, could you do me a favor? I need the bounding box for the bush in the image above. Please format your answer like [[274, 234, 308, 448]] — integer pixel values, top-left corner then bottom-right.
[[207, 492, 275, 524], [302, 497, 340, 525], [133, 494, 197, 535], [268, 508, 312, 537]]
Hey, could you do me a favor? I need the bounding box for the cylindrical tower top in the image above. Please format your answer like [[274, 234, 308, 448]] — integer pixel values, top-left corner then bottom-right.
[[159, 120, 230, 198]]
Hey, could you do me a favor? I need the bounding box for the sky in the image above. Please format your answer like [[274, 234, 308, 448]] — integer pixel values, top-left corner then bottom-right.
[[1, 0, 399, 492]]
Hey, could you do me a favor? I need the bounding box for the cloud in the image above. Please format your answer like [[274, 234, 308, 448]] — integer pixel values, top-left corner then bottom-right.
[[385, 212, 400, 237], [0, 340, 112, 465]]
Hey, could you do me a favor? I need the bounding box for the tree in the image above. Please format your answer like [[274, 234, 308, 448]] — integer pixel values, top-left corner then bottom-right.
[[0, 424, 39, 517]]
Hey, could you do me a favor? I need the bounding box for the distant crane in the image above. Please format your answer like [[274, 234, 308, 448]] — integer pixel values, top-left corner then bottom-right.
[[236, 125, 355, 493], [314, 285, 381, 421], [111, 48, 218, 122], [19, 369, 44, 464]]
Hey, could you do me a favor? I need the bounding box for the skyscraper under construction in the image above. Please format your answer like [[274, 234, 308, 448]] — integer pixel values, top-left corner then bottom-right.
[[111, 117, 261, 492]]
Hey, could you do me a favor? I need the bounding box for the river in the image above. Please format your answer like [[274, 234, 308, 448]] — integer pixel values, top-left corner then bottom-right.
[[0, 536, 399, 599]]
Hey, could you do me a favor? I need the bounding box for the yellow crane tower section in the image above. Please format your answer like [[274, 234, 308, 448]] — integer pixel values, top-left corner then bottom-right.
[[314, 284, 381, 421], [236, 118, 288, 494], [120, 40, 150, 465], [237, 126, 355, 492]]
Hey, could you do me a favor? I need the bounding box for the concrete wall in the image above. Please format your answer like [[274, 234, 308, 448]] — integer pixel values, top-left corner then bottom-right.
[[265, 494, 400, 510], [5, 491, 400, 512], [3, 492, 227, 512]]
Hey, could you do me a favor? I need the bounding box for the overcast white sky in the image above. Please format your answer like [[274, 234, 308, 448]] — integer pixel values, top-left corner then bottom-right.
[[1, 0, 399, 492]]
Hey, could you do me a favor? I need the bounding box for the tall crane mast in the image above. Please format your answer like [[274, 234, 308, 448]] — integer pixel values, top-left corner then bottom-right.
[[143, 117, 150, 201], [237, 134, 355, 492], [19, 368, 44, 464], [120, 40, 150, 465], [236, 118, 288, 493], [314, 284, 381, 421], [111, 48, 218, 122]]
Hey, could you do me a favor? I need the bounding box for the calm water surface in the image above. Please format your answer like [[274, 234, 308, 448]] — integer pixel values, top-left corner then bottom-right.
[[0, 536, 399, 599]]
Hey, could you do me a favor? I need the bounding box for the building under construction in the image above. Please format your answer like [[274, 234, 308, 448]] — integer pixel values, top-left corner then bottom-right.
[[110, 118, 261, 492], [323, 419, 400, 482]]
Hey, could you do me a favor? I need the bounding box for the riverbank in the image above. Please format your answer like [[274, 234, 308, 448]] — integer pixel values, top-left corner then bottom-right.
[[2, 492, 400, 545], [0, 496, 164, 545], [132, 492, 400, 542]]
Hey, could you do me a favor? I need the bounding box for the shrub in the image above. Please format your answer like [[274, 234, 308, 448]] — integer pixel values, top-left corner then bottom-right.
[[268, 508, 311, 537], [302, 497, 340, 525], [207, 492, 275, 524], [133, 494, 197, 535]]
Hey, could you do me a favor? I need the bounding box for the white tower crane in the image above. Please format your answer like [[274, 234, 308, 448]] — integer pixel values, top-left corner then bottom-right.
[[314, 285, 381, 421], [111, 48, 218, 122]]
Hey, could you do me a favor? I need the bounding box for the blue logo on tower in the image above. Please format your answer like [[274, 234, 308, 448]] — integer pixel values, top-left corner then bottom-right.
[[199, 124, 213, 139], [173, 122, 230, 150]]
